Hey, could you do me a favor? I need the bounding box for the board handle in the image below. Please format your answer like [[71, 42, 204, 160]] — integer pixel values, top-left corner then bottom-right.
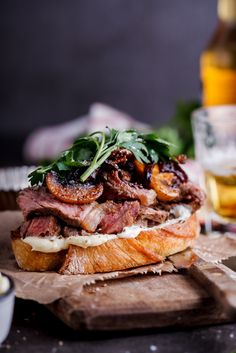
[[188, 258, 236, 319]]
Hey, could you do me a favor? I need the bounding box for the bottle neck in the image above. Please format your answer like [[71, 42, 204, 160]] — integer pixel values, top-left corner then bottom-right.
[[218, 0, 236, 23]]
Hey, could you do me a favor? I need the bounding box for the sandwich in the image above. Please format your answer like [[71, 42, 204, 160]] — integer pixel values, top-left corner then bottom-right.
[[11, 129, 205, 274]]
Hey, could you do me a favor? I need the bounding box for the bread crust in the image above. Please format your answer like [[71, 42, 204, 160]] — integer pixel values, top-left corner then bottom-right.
[[11, 214, 199, 274]]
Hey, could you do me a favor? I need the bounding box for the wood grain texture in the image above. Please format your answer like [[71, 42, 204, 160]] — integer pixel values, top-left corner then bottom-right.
[[189, 259, 236, 319], [48, 272, 230, 331]]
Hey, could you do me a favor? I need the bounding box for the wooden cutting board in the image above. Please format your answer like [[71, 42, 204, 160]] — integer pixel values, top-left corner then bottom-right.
[[48, 270, 231, 331], [2, 211, 236, 331]]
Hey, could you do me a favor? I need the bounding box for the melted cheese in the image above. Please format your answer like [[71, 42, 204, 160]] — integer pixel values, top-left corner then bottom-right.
[[0, 273, 10, 295], [23, 205, 191, 253]]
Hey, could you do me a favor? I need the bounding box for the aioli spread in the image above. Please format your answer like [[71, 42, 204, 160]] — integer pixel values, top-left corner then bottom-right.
[[23, 205, 192, 253]]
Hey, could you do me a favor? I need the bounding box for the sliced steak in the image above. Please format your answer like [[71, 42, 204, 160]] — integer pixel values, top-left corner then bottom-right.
[[139, 206, 169, 224], [102, 170, 156, 206], [20, 215, 61, 238], [64, 200, 140, 235], [180, 182, 205, 212], [17, 187, 104, 232], [158, 182, 205, 213], [99, 200, 140, 234]]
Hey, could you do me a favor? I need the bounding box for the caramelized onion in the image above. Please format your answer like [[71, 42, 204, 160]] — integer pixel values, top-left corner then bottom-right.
[[102, 170, 157, 206]]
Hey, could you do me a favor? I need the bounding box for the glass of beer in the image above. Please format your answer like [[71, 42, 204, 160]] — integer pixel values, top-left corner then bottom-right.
[[192, 106, 236, 233]]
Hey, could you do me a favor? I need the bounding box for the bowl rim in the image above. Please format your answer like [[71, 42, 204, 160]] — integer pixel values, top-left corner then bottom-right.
[[0, 273, 14, 301]]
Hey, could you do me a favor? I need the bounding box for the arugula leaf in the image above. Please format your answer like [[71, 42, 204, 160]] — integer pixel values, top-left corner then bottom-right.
[[156, 100, 201, 158], [29, 128, 174, 186]]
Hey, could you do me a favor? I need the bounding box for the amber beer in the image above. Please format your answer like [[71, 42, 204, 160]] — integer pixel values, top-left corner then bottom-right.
[[201, 0, 236, 106], [192, 106, 236, 232], [205, 166, 236, 221]]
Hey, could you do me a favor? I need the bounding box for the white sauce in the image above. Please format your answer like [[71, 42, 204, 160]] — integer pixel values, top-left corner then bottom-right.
[[23, 205, 191, 253], [0, 273, 10, 295]]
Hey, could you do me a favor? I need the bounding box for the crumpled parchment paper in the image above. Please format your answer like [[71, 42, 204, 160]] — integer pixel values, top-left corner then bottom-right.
[[1, 211, 236, 304]]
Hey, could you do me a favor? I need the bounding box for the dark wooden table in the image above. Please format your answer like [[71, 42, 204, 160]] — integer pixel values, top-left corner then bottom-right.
[[1, 299, 236, 353]]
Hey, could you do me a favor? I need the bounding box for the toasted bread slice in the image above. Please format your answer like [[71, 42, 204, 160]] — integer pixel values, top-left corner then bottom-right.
[[11, 230, 66, 272], [11, 214, 199, 274]]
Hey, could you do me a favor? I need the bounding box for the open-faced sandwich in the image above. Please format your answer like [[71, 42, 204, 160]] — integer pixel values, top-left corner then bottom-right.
[[12, 129, 205, 274]]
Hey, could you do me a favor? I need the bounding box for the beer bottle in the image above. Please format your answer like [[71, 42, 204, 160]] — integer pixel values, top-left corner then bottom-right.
[[201, 0, 236, 106]]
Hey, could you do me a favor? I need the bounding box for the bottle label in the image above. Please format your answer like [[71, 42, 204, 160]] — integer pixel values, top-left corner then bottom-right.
[[201, 65, 236, 106]]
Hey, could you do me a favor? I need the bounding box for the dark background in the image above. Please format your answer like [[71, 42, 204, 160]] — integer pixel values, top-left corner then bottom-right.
[[1, 0, 217, 165]]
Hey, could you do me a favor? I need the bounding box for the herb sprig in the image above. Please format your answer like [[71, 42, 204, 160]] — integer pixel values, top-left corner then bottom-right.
[[29, 128, 174, 186]]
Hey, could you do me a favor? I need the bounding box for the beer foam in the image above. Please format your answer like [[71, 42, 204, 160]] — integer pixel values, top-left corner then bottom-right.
[[201, 145, 236, 175]]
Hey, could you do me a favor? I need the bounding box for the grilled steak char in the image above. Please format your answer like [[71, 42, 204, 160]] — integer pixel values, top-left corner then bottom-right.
[[17, 148, 205, 239]]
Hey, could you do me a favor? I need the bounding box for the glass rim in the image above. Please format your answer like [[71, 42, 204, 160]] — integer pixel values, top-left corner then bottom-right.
[[192, 105, 236, 124], [0, 274, 14, 301]]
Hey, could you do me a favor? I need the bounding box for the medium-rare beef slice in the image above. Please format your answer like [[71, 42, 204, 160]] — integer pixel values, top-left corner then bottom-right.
[[64, 200, 140, 236], [98, 200, 140, 234], [17, 187, 104, 232], [20, 215, 61, 238]]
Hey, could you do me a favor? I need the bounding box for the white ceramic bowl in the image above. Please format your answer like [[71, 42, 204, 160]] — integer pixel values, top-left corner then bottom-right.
[[0, 274, 15, 344], [0, 166, 35, 211]]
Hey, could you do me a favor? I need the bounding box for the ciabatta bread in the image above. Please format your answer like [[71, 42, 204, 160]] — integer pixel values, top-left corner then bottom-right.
[[11, 214, 199, 274]]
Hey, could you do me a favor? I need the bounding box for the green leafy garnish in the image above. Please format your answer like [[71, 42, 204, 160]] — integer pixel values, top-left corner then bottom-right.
[[156, 100, 201, 158], [28, 128, 174, 186]]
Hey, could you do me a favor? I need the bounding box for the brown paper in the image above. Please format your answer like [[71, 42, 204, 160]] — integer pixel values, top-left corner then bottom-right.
[[194, 233, 236, 262], [1, 211, 236, 304], [0, 211, 176, 304]]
